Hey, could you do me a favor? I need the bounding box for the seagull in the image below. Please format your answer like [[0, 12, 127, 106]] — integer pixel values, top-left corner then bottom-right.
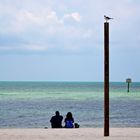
[[104, 15, 113, 22]]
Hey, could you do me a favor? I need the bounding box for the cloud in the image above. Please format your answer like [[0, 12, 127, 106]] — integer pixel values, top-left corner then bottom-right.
[[24, 44, 47, 51], [0, 0, 140, 53], [0, 1, 88, 52], [63, 12, 82, 23]]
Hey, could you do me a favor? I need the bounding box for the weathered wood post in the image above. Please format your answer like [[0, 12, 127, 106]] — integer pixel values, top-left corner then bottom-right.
[[126, 78, 132, 92], [104, 21, 109, 137]]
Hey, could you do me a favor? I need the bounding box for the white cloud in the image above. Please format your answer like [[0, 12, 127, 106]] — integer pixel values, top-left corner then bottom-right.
[[12, 10, 43, 32], [63, 12, 82, 23], [24, 44, 47, 51], [19, 10, 41, 23], [0, 0, 140, 53], [46, 11, 57, 20], [71, 12, 82, 22]]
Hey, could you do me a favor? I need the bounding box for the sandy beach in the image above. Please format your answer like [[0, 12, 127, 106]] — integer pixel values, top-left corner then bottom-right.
[[0, 128, 140, 140]]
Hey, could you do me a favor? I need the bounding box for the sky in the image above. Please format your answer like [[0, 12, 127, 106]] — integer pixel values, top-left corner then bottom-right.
[[0, 0, 140, 82]]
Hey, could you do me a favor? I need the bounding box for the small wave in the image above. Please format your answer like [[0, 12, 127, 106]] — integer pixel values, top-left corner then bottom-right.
[[18, 115, 25, 118]]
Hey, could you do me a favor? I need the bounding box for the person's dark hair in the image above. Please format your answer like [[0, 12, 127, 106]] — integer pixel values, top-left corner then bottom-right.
[[55, 111, 60, 116], [66, 112, 73, 119]]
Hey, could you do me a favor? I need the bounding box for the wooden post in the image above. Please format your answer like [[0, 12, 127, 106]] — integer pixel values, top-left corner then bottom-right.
[[126, 78, 132, 93], [104, 22, 109, 136], [127, 82, 130, 92]]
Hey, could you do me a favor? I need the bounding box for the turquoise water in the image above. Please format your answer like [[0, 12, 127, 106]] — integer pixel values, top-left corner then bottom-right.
[[0, 82, 140, 128]]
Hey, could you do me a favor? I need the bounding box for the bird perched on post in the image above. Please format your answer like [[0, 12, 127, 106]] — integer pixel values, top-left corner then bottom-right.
[[104, 15, 113, 22]]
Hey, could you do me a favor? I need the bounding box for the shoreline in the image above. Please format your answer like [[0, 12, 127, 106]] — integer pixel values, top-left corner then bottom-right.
[[0, 128, 140, 140]]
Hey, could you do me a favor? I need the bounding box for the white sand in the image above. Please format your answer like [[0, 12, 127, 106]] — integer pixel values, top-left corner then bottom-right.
[[0, 128, 140, 140]]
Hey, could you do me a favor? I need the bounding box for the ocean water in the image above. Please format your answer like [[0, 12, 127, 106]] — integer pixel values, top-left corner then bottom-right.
[[0, 81, 140, 128]]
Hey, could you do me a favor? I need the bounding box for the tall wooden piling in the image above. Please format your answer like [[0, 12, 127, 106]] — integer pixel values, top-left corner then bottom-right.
[[104, 22, 109, 136]]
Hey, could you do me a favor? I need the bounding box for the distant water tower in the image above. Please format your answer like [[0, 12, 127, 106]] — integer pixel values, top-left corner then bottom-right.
[[126, 78, 132, 92]]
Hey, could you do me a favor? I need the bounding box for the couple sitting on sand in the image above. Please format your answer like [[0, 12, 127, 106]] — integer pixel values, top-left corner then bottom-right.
[[50, 111, 79, 128]]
